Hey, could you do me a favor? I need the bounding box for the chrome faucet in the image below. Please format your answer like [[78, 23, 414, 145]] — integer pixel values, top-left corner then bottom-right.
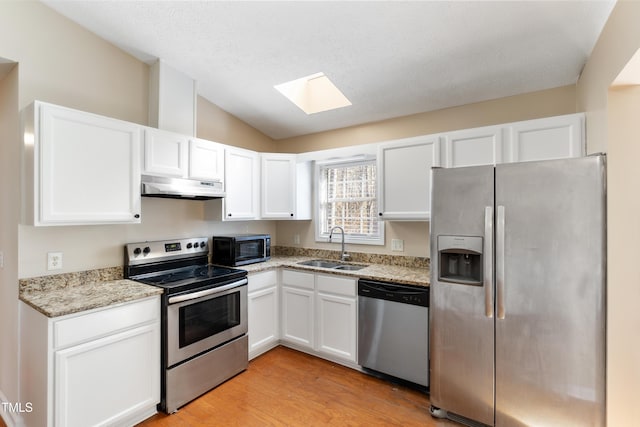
[[329, 226, 350, 261]]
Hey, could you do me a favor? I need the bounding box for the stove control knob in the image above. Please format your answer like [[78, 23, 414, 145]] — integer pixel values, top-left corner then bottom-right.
[[143, 246, 151, 255], [200, 241, 206, 248], [186, 243, 193, 249], [133, 247, 141, 256]]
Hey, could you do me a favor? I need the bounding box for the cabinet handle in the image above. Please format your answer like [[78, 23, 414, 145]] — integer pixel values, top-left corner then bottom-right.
[[378, 212, 383, 216], [228, 213, 232, 217], [134, 214, 140, 219], [290, 213, 294, 217]]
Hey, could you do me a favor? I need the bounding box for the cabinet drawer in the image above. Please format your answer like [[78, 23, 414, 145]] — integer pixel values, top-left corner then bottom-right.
[[281, 269, 314, 290], [248, 270, 278, 293], [316, 274, 357, 297], [54, 296, 160, 349]]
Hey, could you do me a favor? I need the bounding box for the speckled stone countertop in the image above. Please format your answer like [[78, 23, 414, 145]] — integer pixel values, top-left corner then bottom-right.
[[19, 249, 429, 319], [238, 255, 430, 287], [19, 267, 163, 318]]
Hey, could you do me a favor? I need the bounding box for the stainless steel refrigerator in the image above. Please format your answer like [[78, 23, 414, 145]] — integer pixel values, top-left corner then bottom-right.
[[429, 155, 606, 427]]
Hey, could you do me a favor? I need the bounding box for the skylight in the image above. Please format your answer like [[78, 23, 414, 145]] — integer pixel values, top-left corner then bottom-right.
[[274, 72, 352, 115]]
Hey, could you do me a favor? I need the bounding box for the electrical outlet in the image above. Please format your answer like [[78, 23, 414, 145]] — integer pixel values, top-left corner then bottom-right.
[[47, 252, 63, 270], [293, 234, 301, 245], [391, 239, 404, 252], [0, 251, 4, 269]]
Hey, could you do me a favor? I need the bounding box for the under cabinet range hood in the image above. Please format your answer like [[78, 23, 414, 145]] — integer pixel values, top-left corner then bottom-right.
[[141, 174, 224, 200]]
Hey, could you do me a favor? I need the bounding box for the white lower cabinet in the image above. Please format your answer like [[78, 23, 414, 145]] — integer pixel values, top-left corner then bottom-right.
[[248, 270, 280, 359], [279, 269, 357, 365], [315, 274, 357, 363], [20, 296, 161, 427], [280, 270, 315, 349]]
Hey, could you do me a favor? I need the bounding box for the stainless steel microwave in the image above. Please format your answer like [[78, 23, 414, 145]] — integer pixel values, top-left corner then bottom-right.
[[211, 234, 271, 266]]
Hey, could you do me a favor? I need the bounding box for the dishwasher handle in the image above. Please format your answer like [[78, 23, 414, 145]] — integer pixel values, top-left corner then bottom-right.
[[358, 280, 429, 307]]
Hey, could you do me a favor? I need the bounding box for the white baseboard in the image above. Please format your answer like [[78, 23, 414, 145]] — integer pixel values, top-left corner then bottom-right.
[[0, 389, 25, 427]]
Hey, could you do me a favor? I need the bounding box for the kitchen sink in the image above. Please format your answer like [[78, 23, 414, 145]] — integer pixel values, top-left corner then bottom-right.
[[298, 259, 343, 268], [334, 264, 366, 271], [297, 259, 366, 271]]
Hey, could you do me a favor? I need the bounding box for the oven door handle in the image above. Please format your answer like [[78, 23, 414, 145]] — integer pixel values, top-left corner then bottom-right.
[[167, 278, 248, 304]]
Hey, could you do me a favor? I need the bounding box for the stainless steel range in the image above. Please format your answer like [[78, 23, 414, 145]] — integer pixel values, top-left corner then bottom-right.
[[124, 237, 248, 414]]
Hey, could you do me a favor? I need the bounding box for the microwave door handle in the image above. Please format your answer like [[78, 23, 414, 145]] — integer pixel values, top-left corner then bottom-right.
[[167, 278, 248, 304]]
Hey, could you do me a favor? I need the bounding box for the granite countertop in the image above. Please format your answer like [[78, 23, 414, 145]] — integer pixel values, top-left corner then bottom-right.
[[239, 255, 430, 287], [19, 268, 163, 318], [19, 253, 429, 319]]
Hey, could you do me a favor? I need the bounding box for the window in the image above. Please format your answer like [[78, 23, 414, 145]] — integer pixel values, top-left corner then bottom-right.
[[315, 158, 384, 245]]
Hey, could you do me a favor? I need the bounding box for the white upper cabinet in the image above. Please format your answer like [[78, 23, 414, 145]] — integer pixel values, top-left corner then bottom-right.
[[142, 127, 188, 178], [377, 136, 440, 221], [22, 101, 142, 226], [506, 113, 585, 163], [261, 153, 312, 220], [223, 147, 260, 220], [188, 138, 225, 182], [441, 125, 505, 168]]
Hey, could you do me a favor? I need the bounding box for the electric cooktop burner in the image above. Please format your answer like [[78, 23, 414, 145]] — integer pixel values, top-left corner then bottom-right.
[[124, 237, 247, 296], [136, 265, 245, 289]]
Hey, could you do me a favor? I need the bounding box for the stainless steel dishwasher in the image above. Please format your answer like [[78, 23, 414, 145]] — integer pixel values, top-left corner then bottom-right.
[[358, 279, 429, 389]]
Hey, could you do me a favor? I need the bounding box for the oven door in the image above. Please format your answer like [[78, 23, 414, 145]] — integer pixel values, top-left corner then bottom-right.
[[167, 279, 248, 367]]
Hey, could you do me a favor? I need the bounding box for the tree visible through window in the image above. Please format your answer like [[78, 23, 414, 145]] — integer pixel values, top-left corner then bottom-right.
[[317, 159, 384, 245]]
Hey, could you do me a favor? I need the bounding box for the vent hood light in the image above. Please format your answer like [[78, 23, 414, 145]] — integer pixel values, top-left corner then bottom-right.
[[274, 72, 352, 114]]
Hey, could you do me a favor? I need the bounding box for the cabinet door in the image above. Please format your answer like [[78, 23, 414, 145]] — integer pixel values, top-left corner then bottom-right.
[[261, 154, 296, 219], [281, 286, 314, 349], [143, 127, 188, 177], [442, 125, 504, 168], [224, 147, 260, 220], [377, 136, 440, 220], [248, 286, 279, 359], [189, 138, 225, 181], [506, 114, 584, 163], [54, 323, 160, 427], [36, 102, 141, 225], [316, 292, 357, 362]]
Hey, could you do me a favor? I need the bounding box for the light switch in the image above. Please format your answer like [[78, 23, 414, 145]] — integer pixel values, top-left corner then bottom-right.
[[392, 239, 404, 252]]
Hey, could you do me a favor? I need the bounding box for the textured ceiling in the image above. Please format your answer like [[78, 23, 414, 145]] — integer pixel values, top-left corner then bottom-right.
[[42, 1, 615, 140]]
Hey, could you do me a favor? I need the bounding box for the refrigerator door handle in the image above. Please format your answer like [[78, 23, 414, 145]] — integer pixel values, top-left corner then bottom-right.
[[484, 206, 494, 318], [496, 205, 506, 319]]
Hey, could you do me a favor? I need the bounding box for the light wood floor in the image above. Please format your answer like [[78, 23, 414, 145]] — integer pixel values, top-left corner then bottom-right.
[[138, 346, 457, 427]]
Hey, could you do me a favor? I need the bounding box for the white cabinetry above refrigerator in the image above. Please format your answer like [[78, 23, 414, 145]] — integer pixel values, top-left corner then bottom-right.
[[377, 135, 440, 221]]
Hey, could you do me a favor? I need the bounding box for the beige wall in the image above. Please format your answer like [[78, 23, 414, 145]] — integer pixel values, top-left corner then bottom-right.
[[577, 1, 640, 154], [276, 86, 578, 258], [0, 1, 148, 123], [576, 2, 640, 425], [197, 96, 277, 152], [276, 85, 577, 153], [606, 85, 640, 427], [0, 63, 19, 418]]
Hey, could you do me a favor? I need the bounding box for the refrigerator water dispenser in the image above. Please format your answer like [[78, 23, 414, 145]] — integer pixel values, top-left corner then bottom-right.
[[437, 235, 483, 285]]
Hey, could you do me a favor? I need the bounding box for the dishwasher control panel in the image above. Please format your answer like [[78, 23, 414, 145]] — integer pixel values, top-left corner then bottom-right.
[[357, 280, 429, 307]]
